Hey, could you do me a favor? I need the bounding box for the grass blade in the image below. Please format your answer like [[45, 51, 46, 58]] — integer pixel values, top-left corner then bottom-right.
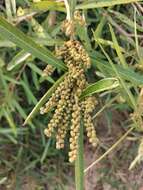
[[109, 10, 143, 32], [81, 78, 119, 99], [30, 0, 65, 12], [92, 58, 143, 86], [109, 24, 128, 68], [77, 0, 141, 9], [7, 50, 31, 71], [0, 16, 66, 71], [99, 45, 136, 109], [3, 108, 17, 135]]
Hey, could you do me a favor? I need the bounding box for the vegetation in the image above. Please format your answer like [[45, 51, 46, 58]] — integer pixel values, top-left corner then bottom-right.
[[0, 0, 143, 189]]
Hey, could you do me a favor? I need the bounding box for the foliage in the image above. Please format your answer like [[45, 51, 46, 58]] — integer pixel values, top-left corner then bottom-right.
[[0, 0, 143, 189]]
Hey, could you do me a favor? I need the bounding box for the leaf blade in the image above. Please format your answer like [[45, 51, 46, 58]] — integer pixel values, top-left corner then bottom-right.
[[77, 0, 141, 9], [0, 16, 66, 71], [81, 78, 119, 99]]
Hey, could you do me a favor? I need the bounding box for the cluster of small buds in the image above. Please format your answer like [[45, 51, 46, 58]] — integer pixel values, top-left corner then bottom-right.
[[42, 65, 55, 77], [74, 11, 86, 26], [61, 20, 75, 37], [40, 75, 71, 114], [56, 112, 69, 149], [81, 97, 99, 147], [69, 101, 81, 162], [56, 40, 91, 69], [41, 40, 98, 163], [61, 11, 86, 37]]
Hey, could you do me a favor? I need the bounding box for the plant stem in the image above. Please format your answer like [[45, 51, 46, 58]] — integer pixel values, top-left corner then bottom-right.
[[75, 121, 84, 190]]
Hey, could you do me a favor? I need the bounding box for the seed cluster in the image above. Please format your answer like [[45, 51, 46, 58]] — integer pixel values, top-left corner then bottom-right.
[[82, 97, 99, 147], [40, 40, 98, 162], [61, 11, 86, 37], [42, 65, 55, 77]]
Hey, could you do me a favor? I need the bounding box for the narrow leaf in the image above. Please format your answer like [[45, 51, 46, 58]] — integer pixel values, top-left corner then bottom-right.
[[7, 50, 31, 71], [109, 10, 143, 32], [30, 0, 65, 12], [20, 80, 37, 105], [0, 16, 66, 71], [91, 58, 143, 86], [81, 78, 119, 99], [109, 24, 128, 68], [3, 108, 17, 135], [99, 45, 136, 109], [77, 0, 141, 9]]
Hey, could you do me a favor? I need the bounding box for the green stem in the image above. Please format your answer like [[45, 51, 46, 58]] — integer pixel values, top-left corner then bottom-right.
[[75, 122, 84, 190]]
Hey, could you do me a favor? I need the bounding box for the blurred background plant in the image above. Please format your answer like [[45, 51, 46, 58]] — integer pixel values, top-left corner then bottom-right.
[[0, 0, 143, 189]]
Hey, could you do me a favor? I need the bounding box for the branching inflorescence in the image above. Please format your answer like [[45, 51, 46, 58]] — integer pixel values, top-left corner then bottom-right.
[[40, 40, 98, 162]]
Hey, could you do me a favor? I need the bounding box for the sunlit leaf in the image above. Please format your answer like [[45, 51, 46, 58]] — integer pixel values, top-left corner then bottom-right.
[[0, 16, 66, 71], [81, 78, 119, 99], [77, 0, 141, 9]]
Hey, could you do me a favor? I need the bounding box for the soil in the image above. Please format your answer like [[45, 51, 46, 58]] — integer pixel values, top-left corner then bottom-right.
[[84, 110, 143, 190]]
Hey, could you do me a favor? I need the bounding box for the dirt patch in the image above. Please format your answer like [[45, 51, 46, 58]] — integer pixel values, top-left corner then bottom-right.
[[84, 110, 143, 190]]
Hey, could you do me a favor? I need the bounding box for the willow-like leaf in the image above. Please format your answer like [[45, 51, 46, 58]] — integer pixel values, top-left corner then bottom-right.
[[0, 16, 66, 71], [81, 78, 119, 99], [77, 0, 141, 9], [7, 50, 31, 71], [30, 0, 65, 12]]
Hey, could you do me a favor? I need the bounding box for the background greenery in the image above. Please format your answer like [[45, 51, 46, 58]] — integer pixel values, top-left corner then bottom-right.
[[0, 0, 143, 189]]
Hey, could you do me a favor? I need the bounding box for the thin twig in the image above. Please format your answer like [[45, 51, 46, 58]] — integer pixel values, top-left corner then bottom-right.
[[92, 95, 118, 120], [84, 126, 134, 174]]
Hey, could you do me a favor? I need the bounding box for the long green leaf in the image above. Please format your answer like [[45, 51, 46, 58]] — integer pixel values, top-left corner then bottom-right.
[[81, 78, 119, 99], [0, 16, 66, 71], [30, 0, 65, 12], [77, 0, 141, 9], [91, 58, 143, 86], [109, 10, 143, 32], [7, 50, 31, 71], [24, 73, 67, 125], [3, 108, 17, 135], [21, 80, 37, 105], [99, 45, 136, 109], [109, 24, 128, 68]]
